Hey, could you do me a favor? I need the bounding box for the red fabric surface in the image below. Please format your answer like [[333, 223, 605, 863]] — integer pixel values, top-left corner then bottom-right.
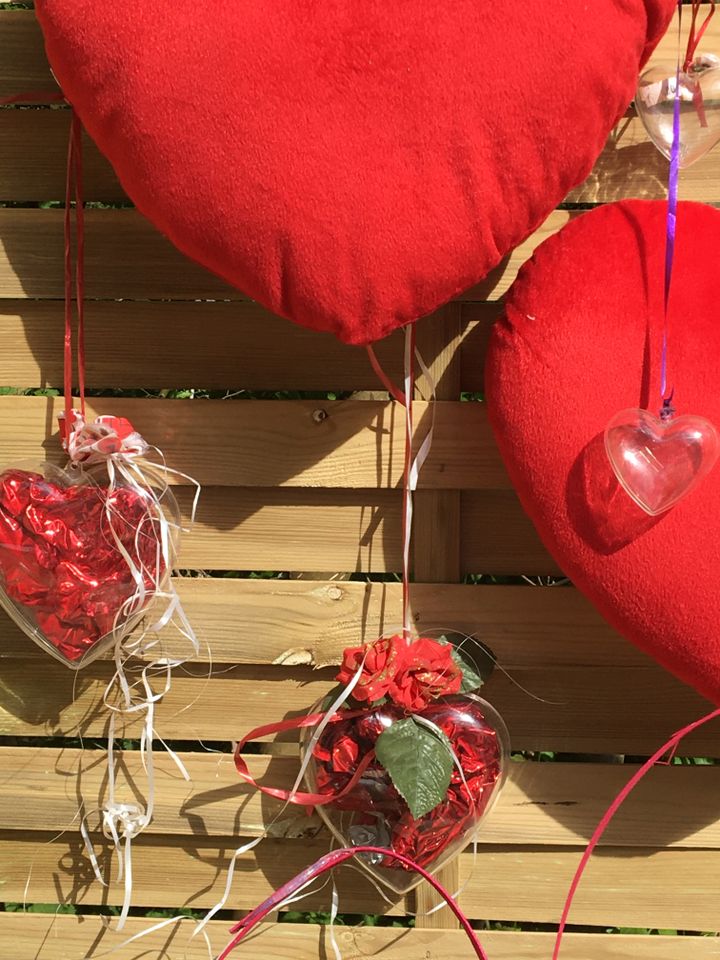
[[486, 200, 720, 704], [35, 0, 673, 344]]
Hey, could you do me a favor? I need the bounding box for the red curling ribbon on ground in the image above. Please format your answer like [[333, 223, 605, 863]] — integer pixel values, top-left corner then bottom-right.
[[233, 710, 376, 806]]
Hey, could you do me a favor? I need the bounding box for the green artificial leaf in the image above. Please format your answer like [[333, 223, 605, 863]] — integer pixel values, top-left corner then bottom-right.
[[436, 635, 484, 693], [375, 717, 453, 819]]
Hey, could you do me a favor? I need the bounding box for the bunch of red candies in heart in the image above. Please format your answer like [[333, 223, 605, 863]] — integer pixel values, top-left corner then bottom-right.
[[0, 459, 174, 667], [304, 634, 509, 893]]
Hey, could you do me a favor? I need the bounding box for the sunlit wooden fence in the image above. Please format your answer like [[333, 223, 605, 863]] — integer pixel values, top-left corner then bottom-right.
[[1, 6, 719, 958]]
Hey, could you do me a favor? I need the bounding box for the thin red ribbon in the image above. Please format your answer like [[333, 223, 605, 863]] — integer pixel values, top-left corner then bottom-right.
[[401, 324, 416, 640], [63, 111, 86, 429], [365, 344, 406, 404], [2, 91, 86, 438], [217, 845, 489, 960], [233, 709, 375, 807], [684, 0, 716, 71]]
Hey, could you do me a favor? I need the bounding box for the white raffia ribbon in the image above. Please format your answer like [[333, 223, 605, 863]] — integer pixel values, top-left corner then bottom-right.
[[62, 412, 201, 931]]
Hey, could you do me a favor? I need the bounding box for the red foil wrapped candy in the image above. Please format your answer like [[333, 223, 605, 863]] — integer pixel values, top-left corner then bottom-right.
[[0, 460, 178, 667]]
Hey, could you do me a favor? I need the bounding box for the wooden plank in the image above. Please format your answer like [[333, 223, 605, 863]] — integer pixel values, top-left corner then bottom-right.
[[0, 394, 507, 490], [462, 490, 559, 575], [0, 12, 57, 99], [3, 832, 720, 929], [6, 17, 720, 208], [0, 299, 423, 392], [2, 5, 717, 101], [0, 208, 244, 300], [174, 486, 402, 573], [0, 580, 644, 666], [460, 304, 496, 392], [0, 207, 572, 301], [0, 916, 714, 960], [0, 300, 493, 392], [0, 110, 121, 201], [3, 917, 715, 960], [1, 656, 717, 755], [3, 746, 720, 851]]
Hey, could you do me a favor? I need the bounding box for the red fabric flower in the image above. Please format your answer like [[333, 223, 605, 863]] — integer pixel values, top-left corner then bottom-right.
[[387, 638, 462, 711], [337, 635, 462, 711], [336, 635, 403, 703]]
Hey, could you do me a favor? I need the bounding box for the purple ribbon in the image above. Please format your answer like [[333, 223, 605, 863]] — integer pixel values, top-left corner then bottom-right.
[[660, 3, 682, 419]]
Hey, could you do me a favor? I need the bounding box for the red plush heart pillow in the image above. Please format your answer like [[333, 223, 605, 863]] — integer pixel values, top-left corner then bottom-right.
[[35, 0, 673, 344], [486, 199, 720, 704]]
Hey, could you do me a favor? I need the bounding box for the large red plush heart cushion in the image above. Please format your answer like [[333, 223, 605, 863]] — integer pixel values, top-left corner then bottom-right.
[[486, 200, 720, 704], [35, 1, 674, 344]]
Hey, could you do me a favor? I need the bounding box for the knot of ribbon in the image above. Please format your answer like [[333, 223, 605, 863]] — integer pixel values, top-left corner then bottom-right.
[[59, 411, 149, 464], [102, 801, 149, 844]]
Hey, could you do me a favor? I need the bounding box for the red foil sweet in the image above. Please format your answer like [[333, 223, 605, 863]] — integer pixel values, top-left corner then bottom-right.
[[0, 468, 164, 663], [310, 695, 503, 873]]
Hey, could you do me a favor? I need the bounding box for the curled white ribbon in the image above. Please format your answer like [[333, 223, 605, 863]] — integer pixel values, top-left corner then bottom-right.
[[63, 412, 201, 930]]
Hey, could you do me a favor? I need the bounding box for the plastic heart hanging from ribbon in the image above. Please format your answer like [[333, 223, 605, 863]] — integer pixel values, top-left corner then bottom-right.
[[604, 407, 719, 515], [0, 454, 175, 666], [636, 54, 720, 166], [300, 636, 508, 894], [0, 414, 184, 667]]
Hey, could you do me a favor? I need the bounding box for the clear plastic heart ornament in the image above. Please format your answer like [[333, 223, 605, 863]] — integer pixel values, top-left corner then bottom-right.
[[0, 459, 179, 668], [302, 693, 509, 895], [604, 408, 719, 516], [636, 56, 720, 167]]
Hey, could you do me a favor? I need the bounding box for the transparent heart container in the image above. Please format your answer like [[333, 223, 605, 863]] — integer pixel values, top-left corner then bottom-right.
[[302, 692, 509, 894], [0, 459, 180, 668], [636, 56, 720, 168]]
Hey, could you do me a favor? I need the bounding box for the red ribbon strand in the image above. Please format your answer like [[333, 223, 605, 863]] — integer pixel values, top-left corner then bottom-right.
[[233, 709, 376, 807]]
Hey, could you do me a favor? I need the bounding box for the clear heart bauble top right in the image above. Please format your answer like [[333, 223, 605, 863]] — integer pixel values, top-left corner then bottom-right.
[[636, 55, 720, 167]]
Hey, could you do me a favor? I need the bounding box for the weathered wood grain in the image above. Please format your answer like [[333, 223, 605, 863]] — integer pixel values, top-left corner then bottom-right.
[[0, 579, 641, 667], [0, 301, 494, 391], [0, 915, 716, 960], [0, 395, 507, 489], [2, 832, 720, 930], [2, 747, 720, 851], [0, 657, 716, 755], [1, 916, 713, 960]]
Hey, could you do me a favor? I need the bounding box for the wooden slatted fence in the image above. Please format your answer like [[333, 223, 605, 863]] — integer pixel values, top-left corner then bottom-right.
[[1, 6, 719, 959]]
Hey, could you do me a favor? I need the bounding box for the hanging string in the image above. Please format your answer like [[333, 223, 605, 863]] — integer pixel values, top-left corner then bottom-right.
[[59, 110, 203, 931], [684, 0, 716, 72], [366, 326, 435, 641], [659, 1, 683, 417], [660, 0, 716, 418], [401, 325, 415, 640], [64, 111, 85, 424]]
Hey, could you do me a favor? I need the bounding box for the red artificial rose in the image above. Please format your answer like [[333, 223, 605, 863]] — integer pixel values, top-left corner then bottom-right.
[[387, 638, 462, 711], [336, 635, 404, 703]]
